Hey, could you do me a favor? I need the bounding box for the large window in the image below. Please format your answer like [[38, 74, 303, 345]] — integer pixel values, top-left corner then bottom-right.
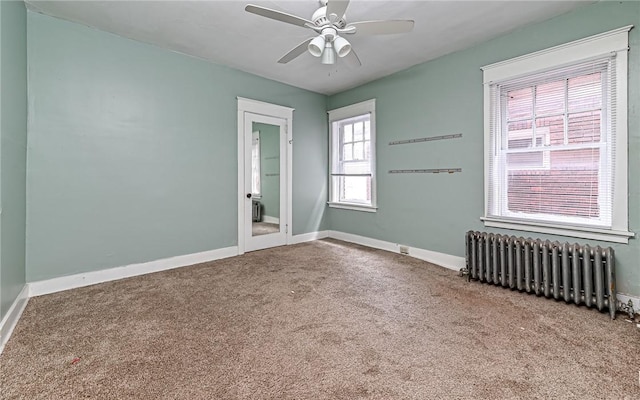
[[328, 99, 377, 211], [482, 26, 633, 243]]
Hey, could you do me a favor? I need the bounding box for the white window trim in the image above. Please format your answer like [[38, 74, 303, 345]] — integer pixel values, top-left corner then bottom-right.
[[327, 202, 378, 212], [481, 25, 634, 244], [328, 99, 377, 212]]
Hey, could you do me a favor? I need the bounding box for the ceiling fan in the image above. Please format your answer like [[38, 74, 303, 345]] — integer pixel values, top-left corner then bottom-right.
[[245, 0, 414, 67]]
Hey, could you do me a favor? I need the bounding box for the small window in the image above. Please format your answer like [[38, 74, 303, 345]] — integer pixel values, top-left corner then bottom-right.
[[328, 99, 377, 212], [482, 26, 633, 243]]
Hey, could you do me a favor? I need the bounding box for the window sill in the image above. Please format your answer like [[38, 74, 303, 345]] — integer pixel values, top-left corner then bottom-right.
[[328, 202, 377, 213], [481, 217, 634, 244]]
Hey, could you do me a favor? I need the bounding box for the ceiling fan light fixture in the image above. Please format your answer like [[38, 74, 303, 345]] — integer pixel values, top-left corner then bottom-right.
[[333, 36, 351, 58], [321, 42, 336, 65], [245, 0, 415, 67], [308, 35, 326, 57]]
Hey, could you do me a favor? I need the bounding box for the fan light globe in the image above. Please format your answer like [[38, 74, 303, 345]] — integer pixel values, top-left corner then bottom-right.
[[308, 36, 326, 57], [333, 36, 351, 58], [321, 43, 336, 65]]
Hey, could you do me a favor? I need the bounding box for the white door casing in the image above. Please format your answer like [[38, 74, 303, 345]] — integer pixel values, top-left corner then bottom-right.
[[237, 97, 293, 254]]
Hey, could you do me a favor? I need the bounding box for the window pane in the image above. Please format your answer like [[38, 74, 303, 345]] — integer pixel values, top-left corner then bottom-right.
[[536, 116, 563, 146], [568, 110, 601, 144], [507, 147, 600, 218], [354, 122, 363, 141], [507, 122, 533, 149], [339, 176, 371, 204], [353, 142, 364, 160], [536, 80, 565, 116], [364, 120, 370, 140], [507, 151, 544, 169], [343, 143, 353, 161], [344, 124, 352, 143], [550, 147, 600, 170], [507, 87, 533, 120], [364, 140, 370, 160], [568, 72, 601, 112], [344, 160, 370, 174]]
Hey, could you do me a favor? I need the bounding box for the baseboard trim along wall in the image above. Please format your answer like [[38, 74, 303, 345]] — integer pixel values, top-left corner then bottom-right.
[[262, 216, 279, 224], [0, 285, 29, 354], [29, 246, 239, 297], [327, 230, 466, 272], [27, 231, 330, 297], [290, 230, 329, 244]]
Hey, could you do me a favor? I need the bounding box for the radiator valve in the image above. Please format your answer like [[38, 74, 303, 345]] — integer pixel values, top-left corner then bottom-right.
[[459, 267, 470, 281], [618, 299, 636, 320]]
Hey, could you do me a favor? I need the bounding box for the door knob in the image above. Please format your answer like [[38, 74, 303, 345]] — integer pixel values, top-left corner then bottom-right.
[[246, 193, 252, 199]]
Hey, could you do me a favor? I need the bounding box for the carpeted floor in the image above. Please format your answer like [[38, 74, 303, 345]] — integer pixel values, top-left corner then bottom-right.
[[1, 239, 639, 399]]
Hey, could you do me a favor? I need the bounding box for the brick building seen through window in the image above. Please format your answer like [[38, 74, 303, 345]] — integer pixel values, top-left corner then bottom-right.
[[503, 71, 604, 219]]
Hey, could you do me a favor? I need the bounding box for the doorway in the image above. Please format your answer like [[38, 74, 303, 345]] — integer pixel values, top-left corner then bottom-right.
[[237, 98, 293, 254]]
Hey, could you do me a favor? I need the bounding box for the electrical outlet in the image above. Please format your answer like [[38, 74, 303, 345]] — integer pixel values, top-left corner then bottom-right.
[[399, 245, 409, 255]]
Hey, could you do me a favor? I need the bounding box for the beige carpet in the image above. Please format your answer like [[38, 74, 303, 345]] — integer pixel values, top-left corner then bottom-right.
[[1, 239, 639, 399]]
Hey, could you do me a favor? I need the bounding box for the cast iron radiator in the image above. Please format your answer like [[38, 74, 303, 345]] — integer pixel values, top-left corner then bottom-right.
[[252, 200, 261, 222], [463, 231, 617, 319]]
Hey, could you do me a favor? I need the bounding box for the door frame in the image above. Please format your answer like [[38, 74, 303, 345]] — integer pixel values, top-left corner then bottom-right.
[[237, 97, 293, 255]]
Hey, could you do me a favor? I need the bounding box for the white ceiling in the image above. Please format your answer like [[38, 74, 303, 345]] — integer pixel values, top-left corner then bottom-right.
[[25, 0, 592, 95]]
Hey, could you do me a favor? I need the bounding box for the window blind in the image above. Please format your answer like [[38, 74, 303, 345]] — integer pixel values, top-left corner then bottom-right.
[[487, 55, 616, 228]]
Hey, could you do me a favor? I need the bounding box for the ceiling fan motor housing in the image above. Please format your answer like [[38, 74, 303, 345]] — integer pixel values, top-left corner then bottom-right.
[[311, 6, 346, 29]]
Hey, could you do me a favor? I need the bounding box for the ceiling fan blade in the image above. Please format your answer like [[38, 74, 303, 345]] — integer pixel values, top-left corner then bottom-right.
[[245, 4, 313, 28], [348, 20, 415, 36], [343, 48, 361, 68], [278, 38, 314, 64], [326, 0, 350, 21]]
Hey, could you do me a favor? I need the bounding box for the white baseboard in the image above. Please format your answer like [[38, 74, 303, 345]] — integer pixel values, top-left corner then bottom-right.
[[29, 246, 239, 297], [290, 230, 329, 244], [0, 285, 29, 354], [327, 230, 466, 272], [408, 246, 467, 272], [262, 216, 279, 224]]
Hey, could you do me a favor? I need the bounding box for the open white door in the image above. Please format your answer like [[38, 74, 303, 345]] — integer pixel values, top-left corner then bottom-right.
[[237, 98, 293, 254]]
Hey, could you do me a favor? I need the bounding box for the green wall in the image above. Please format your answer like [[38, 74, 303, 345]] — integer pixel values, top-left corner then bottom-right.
[[22, 2, 640, 299], [26, 12, 327, 282], [327, 1, 640, 296], [0, 0, 27, 319], [254, 122, 280, 219]]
